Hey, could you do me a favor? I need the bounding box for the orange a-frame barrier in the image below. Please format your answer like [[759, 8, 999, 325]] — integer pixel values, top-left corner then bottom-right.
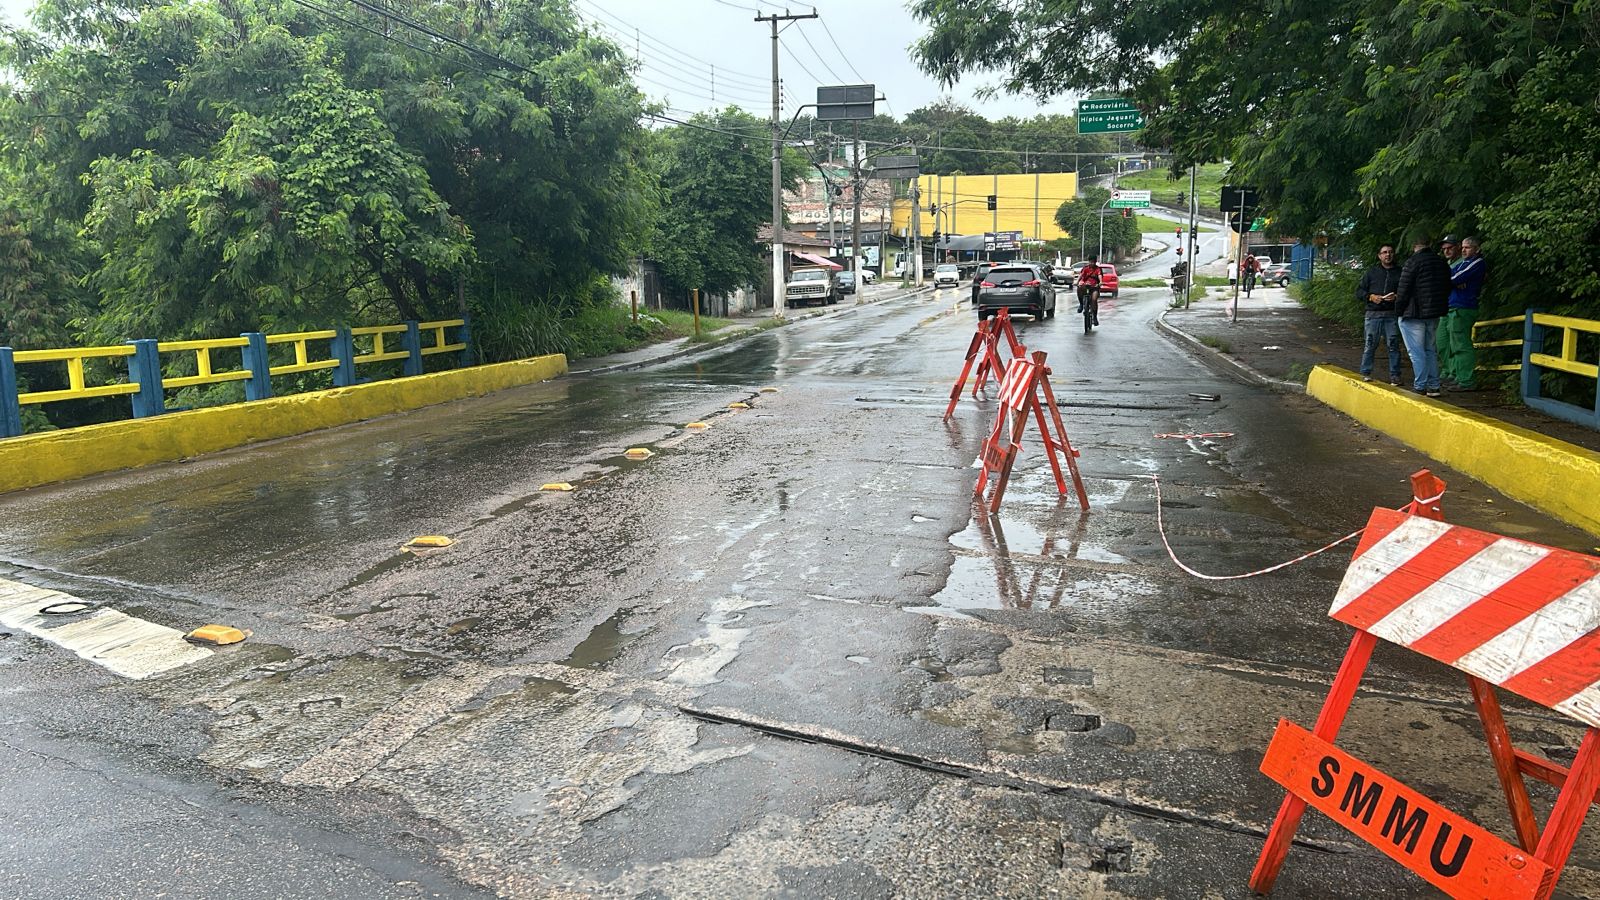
[[944, 309, 1027, 419], [972, 350, 1088, 513], [1252, 471, 1600, 900]]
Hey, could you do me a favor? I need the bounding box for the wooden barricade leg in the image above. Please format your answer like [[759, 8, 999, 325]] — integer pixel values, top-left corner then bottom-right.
[[985, 405, 1030, 514], [1533, 727, 1600, 896], [1250, 630, 1379, 893], [1034, 364, 1089, 510], [1468, 675, 1542, 852], [944, 323, 991, 419], [1028, 394, 1069, 498]]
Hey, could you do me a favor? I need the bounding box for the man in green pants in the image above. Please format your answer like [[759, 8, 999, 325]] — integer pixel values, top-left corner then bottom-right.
[[1443, 236, 1488, 391]]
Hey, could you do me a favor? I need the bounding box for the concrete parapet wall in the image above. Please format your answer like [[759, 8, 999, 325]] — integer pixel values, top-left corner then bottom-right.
[[0, 353, 567, 494], [1307, 364, 1600, 537]]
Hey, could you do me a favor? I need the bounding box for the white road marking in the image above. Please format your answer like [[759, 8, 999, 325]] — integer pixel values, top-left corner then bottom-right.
[[0, 577, 212, 679]]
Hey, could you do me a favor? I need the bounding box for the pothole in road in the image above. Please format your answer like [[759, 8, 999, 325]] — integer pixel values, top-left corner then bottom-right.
[[561, 606, 644, 670]]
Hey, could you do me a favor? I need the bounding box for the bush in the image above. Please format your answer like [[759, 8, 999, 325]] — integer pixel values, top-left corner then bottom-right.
[[1291, 270, 1363, 336]]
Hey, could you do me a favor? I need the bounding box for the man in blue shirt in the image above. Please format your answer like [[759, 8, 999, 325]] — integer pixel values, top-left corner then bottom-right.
[[1442, 236, 1488, 391]]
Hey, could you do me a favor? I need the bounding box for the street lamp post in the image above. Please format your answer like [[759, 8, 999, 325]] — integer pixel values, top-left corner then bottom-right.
[[1097, 196, 1112, 261]]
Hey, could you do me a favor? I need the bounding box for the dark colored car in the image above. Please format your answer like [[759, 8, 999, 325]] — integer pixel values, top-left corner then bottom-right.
[[1261, 262, 1292, 287], [837, 271, 857, 294], [969, 262, 994, 304], [977, 263, 1056, 321]]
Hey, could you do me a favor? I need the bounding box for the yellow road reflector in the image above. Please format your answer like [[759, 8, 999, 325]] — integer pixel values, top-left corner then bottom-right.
[[541, 482, 575, 491], [624, 448, 654, 459], [685, 422, 709, 430], [404, 535, 454, 551], [727, 402, 750, 409], [185, 624, 248, 646]]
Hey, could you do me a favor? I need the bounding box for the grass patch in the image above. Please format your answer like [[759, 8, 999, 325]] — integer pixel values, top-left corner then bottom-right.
[[1122, 277, 1169, 288], [1117, 163, 1229, 214], [1195, 274, 1230, 287], [1136, 213, 1216, 234], [653, 308, 734, 339], [1286, 362, 1314, 383], [1198, 334, 1232, 354]]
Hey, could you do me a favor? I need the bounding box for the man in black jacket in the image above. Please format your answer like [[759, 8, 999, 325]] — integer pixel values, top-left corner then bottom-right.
[[1355, 243, 1403, 384], [1395, 237, 1453, 397]]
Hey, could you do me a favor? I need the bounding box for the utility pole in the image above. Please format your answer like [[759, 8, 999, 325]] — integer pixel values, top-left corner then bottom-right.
[[1185, 164, 1198, 307], [758, 8, 817, 318], [851, 119, 863, 294], [910, 175, 922, 285]]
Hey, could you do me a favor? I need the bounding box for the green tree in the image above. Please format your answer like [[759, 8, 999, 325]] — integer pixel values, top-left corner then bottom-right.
[[909, 0, 1600, 316], [645, 109, 803, 300], [0, 0, 651, 365], [1055, 186, 1138, 259]]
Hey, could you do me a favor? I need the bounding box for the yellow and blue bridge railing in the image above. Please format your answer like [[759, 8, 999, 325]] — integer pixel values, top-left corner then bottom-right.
[[1472, 310, 1600, 429], [0, 318, 471, 438]]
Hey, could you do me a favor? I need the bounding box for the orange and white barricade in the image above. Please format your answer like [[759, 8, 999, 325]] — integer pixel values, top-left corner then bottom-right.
[[944, 309, 1027, 419], [972, 350, 1088, 513], [1253, 472, 1600, 900]]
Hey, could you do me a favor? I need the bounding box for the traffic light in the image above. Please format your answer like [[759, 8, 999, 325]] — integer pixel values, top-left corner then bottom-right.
[[986, 194, 997, 211], [1174, 226, 1181, 237], [931, 229, 942, 245]]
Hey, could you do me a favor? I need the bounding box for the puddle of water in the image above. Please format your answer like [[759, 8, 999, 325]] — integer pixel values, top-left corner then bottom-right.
[[446, 616, 481, 636], [560, 607, 643, 670], [659, 597, 764, 687]]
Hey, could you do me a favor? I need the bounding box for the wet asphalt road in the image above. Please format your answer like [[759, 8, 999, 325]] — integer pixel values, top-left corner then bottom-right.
[[3, 267, 1600, 899]]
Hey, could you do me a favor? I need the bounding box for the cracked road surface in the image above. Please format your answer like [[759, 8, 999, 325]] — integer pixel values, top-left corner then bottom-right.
[[2, 272, 1598, 898]]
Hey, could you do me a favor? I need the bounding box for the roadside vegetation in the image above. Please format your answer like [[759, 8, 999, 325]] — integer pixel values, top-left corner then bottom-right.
[[1118, 164, 1228, 217], [911, 0, 1600, 329]]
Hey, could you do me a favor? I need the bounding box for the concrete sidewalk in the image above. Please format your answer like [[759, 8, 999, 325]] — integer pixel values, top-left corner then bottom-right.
[[1158, 285, 1600, 536]]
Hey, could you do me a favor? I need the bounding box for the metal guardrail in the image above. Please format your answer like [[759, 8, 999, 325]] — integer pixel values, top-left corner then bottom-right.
[[0, 318, 471, 438], [1472, 311, 1600, 429]]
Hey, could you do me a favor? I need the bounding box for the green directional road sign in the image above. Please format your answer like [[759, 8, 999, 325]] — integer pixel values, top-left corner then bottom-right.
[[1108, 189, 1151, 209], [1077, 98, 1144, 134]]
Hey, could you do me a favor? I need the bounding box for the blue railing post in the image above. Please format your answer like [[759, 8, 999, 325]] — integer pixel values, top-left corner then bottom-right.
[[127, 339, 165, 418], [402, 320, 423, 376], [457, 314, 475, 368], [1521, 309, 1543, 407], [0, 347, 22, 438], [241, 332, 271, 401], [333, 326, 357, 387]]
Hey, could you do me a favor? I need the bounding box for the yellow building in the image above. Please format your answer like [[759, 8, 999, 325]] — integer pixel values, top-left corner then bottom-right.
[[891, 172, 1079, 243]]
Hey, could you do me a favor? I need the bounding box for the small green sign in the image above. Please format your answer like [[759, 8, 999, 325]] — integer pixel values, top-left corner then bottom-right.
[[1077, 98, 1144, 134], [1250, 217, 1265, 232]]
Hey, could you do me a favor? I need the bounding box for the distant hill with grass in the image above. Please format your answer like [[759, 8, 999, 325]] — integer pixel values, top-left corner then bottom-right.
[[1116, 163, 1229, 218]]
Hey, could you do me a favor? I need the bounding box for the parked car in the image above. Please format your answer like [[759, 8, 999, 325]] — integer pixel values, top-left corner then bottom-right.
[[1261, 262, 1292, 287], [1098, 263, 1120, 297], [837, 271, 857, 294], [860, 269, 876, 285], [1049, 264, 1075, 286], [933, 263, 961, 288], [977, 263, 1056, 321]]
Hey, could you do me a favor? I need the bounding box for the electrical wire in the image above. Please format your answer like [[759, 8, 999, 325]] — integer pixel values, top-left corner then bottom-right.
[[817, 17, 865, 83], [574, 12, 770, 100], [777, 36, 822, 86], [794, 24, 843, 83], [582, 0, 769, 86]]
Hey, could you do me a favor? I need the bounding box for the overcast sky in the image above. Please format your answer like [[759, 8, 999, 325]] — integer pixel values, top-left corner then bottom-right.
[[0, 0, 1079, 120]]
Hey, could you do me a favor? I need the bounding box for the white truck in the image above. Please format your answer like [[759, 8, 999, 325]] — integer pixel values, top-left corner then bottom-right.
[[784, 267, 840, 307]]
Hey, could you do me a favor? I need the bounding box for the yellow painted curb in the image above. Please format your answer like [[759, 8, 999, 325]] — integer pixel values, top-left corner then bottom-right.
[[1306, 365, 1600, 537], [1, 353, 567, 495]]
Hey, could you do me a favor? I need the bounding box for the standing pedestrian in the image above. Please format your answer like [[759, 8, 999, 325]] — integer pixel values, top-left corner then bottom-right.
[[1355, 243, 1403, 384], [1395, 237, 1453, 397], [1434, 235, 1461, 383], [1442, 236, 1488, 391]]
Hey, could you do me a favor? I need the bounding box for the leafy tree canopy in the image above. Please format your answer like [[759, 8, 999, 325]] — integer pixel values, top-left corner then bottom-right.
[[910, 0, 1600, 314]]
